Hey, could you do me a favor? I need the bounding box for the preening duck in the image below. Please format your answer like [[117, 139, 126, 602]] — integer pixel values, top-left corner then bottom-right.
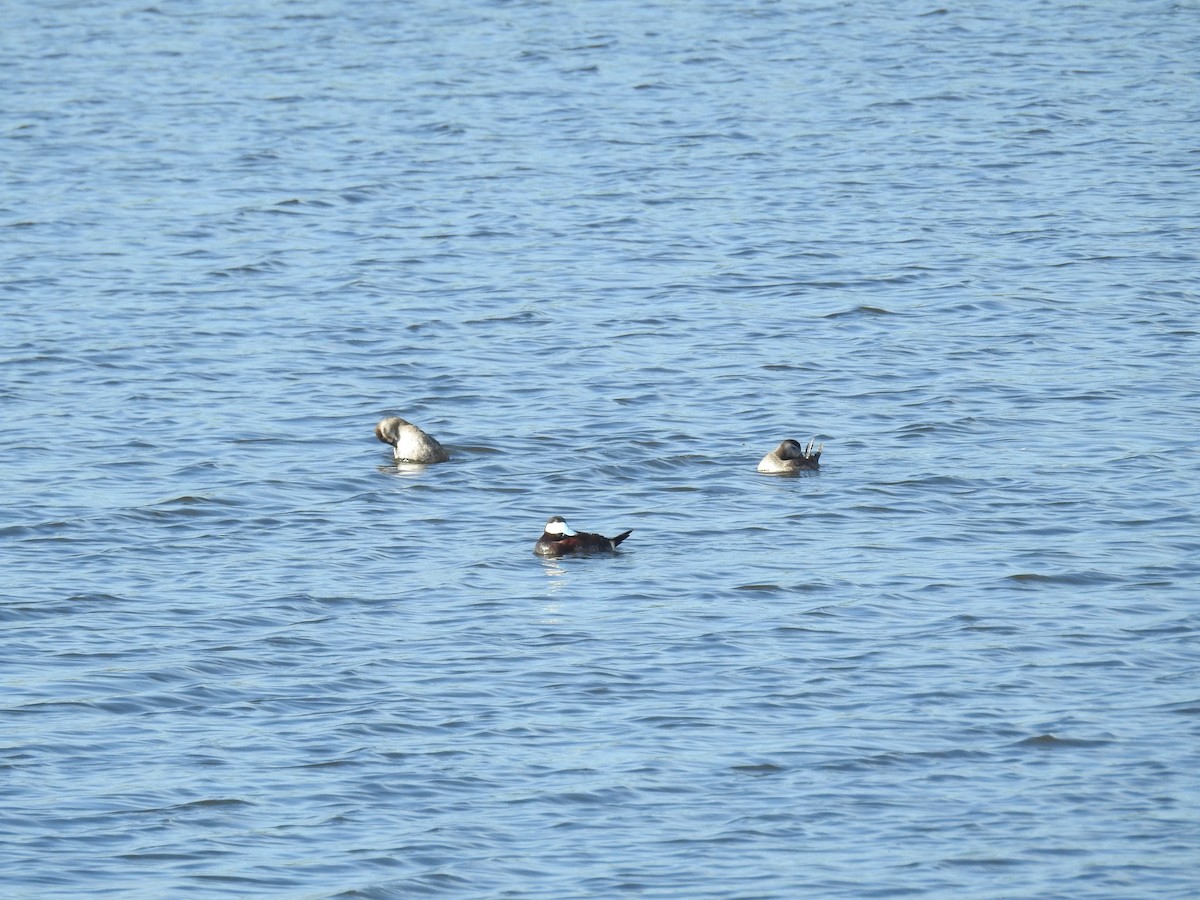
[[757, 438, 821, 473], [375, 416, 450, 464]]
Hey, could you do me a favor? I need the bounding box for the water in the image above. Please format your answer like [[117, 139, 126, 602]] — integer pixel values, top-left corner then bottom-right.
[[3, 0, 1199, 896]]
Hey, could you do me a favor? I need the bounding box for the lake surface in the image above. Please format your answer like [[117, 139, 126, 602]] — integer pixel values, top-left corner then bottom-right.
[[3, 0, 1199, 896]]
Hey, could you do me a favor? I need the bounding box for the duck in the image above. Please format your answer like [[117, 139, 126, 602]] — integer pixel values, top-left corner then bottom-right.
[[534, 516, 633, 558], [757, 438, 822, 473], [375, 416, 450, 464]]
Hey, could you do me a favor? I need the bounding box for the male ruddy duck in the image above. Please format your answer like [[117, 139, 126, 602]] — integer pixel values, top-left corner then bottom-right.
[[757, 438, 822, 473], [534, 516, 633, 558], [375, 416, 450, 464]]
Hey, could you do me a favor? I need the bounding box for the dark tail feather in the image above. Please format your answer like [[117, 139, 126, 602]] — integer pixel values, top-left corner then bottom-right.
[[612, 529, 633, 548]]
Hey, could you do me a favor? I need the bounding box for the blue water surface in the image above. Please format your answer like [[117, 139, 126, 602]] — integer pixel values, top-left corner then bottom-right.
[[3, 1, 1199, 896]]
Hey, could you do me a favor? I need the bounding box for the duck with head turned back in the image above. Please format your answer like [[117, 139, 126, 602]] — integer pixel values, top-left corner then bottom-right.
[[375, 416, 450, 464], [534, 516, 633, 557], [757, 438, 822, 473]]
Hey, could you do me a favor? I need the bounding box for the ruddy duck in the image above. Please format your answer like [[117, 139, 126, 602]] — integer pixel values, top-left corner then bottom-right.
[[534, 516, 633, 558], [375, 416, 450, 464], [757, 438, 822, 473]]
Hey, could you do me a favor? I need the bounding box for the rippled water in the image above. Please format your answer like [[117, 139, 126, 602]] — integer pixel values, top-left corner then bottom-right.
[[4, 1, 1199, 896]]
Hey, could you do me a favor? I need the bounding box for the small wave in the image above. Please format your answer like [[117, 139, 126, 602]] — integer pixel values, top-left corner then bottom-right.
[[822, 304, 899, 318], [1012, 734, 1113, 749], [1004, 570, 1125, 586], [730, 763, 786, 776]]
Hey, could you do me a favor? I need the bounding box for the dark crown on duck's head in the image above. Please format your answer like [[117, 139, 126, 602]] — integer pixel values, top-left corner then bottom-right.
[[777, 439, 809, 459]]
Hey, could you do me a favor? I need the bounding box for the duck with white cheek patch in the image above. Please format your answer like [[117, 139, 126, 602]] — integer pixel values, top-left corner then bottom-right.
[[534, 516, 633, 558]]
